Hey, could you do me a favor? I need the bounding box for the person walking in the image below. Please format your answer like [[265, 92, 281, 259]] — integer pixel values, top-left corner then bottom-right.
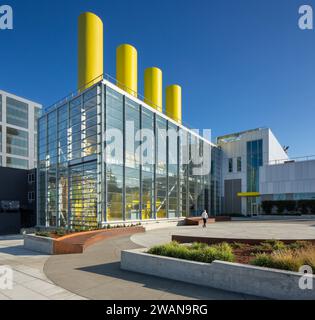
[[201, 210, 208, 228]]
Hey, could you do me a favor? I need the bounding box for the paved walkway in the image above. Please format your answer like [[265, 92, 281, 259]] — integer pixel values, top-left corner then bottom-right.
[[0, 235, 85, 300], [131, 220, 315, 248], [44, 234, 259, 300], [3, 219, 313, 300]]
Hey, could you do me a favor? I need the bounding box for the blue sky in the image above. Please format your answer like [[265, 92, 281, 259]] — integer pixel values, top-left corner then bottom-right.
[[0, 0, 315, 157]]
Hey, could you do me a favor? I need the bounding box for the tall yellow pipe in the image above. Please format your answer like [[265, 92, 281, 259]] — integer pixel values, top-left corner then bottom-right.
[[116, 44, 138, 97], [144, 67, 162, 112], [166, 85, 182, 124], [78, 12, 104, 91]]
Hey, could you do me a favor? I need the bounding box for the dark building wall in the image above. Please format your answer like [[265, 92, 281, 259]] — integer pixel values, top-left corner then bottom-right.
[[0, 167, 28, 205], [223, 179, 242, 214], [0, 167, 37, 234]]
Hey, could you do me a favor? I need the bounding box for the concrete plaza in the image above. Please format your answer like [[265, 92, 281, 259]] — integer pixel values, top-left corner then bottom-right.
[[1, 218, 315, 300], [0, 235, 85, 300]]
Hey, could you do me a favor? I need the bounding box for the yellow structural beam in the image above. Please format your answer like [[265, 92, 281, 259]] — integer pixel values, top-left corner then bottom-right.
[[166, 85, 182, 124], [237, 192, 261, 197], [78, 12, 104, 91], [144, 67, 163, 112], [116, 44, 138, 97]]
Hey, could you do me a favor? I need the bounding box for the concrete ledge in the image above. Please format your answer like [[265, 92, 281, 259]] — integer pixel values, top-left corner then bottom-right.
[[172, 235, 315, 245], [184, 216, 231, 226], [141, 219, 186, 231], [24, 234, 54, 255], [121, 248, 315, 300]]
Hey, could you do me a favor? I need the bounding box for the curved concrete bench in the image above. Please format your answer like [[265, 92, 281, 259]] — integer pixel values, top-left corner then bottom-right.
[[184, 216, 231, 226]]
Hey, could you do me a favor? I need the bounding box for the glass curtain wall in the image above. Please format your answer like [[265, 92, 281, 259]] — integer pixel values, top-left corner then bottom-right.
[[125, 98, 141, 220], [179, 129, 189, 217], [156, 116, 167, 218], [47, 111, 57, 227], [38, 117, 47, 226], [188, 134, 198, 216], [141, 108, 155, 220], [168, 122, 178, 218], [247, 139, 263, 214], [38, 82, 217, 227], [211, 147, 222, 215], [57, 104, 68, 227], [106, 87, 124, 222]]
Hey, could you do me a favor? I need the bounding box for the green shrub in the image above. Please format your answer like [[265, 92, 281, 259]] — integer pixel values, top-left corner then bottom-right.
[[288, 241, 312, 250], [148, 241, 234, 264], [251, 246, 315, 272], [55, 228, 67, 237], [252, 240, 286, 253], [264, 240, 286, 251], [35, 231, 51, 238]]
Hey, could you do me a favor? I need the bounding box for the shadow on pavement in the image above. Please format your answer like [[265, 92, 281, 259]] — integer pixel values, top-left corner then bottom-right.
[[0, 245, 44, 256], [76, 261, 245, 300]]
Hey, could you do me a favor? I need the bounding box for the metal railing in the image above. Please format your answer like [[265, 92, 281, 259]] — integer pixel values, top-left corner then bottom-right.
[[43, 73, 211, 140], [268, 155, 315, 165]]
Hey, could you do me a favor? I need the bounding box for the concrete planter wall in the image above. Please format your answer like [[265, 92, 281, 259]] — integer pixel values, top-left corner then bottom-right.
[[24, 234, 54, 255], [24, 226, 145, 255], [121, 248, 315, 300]]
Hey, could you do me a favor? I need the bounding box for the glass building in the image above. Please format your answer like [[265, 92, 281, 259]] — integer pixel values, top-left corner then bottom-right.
[[37, 80, 220, 228]]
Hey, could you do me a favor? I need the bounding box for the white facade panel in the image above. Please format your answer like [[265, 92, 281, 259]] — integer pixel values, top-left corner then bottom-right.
[[0, 89, 42, 170], [260, 160, 315, 195]]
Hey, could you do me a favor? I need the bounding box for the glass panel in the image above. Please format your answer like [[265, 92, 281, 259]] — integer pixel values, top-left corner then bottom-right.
[[82, 88, 99, 158], [34, 107, 42, 132], [107, 165, 124, 221], [188, 134, 198, 216], [47, 165, 57, 226], [6, 157, 28, 169], [141, 108, 155, 220], [125, 167, 140, 220], [6, 127, 28, 157], [156, 116, 167, 218], [58, 164, 68, 227], [168, 122, 178, 218], [125, 98, 140, 220], [70, 162, 98, 228], [179, 129, 188, 217], [237, 157, 242, 172], [38, 117, 47, 226], [228, 158, 233, 173], [106, 87, 124, 221], [6, 97, 28, 128]]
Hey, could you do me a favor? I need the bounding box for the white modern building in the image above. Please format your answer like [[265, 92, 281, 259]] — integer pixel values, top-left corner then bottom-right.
[[0, 90, 42, 170], [218, 128, 288, 215], [217, 127, 315, 215], [260, 159, 315, 202]]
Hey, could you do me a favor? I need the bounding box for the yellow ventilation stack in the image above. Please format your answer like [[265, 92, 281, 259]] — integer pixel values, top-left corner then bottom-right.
[[144, 67, 163, 113], [116, 44, 138, 97], [166, 85, 182, 124], [78, 12, 104, 91]]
